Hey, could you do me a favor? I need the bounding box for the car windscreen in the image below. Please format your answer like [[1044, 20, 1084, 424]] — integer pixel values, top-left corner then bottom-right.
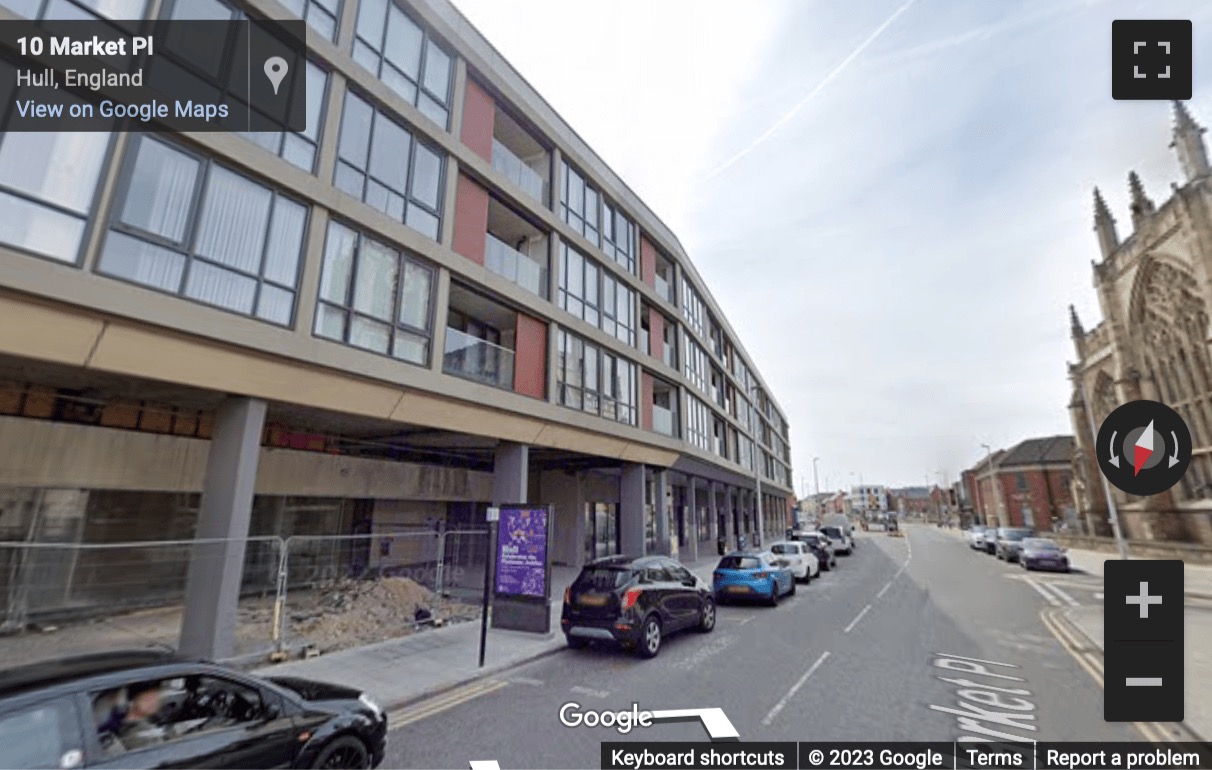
[[820, 527, 842, 537], [1000, 529, 1033, 540], [718, 556, 761, 570], [770, 544, 797, 555], [1024, 539, 1061, 550], [575, 568, 632, 590]]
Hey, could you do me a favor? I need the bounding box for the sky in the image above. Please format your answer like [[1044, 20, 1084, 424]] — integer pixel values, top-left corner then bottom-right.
[[448, 0, 1212, 492]]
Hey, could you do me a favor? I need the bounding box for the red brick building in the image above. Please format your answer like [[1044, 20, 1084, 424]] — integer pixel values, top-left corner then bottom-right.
[[964, 436, 1077, 531]]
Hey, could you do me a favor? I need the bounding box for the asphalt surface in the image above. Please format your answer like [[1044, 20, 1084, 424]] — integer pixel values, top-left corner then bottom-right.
[[384, 524, 1138, 769]]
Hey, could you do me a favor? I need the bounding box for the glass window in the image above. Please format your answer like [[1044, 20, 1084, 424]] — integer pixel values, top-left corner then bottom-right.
[[559, 243, 635, 345], [352, 0, 453, 129], [686, 395, 712, 452], [602, 200, 635, 274], [560, 160, 600, 246], [314, 221, 434, 365], [555, 327, 636, 426], [279, 0, 340, 41], [99, 137, 306, 325], [0, 59, 110, 263], [335, 91, 445, 242], [683, 333, 709, 395], [681, 276, 706, 338], [239, 61, 329, 173], [1, 0, 145, 18], [0, 699, 74, 770]]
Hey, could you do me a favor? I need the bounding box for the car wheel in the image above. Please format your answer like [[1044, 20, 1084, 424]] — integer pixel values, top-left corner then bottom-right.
[[637, 615, 662, 658], [566, 635, 589, 648], [789, 578, 796, 596], [312, 736, 370, 769], [767, 583, 780, 607], [698, 598, 716, 633]]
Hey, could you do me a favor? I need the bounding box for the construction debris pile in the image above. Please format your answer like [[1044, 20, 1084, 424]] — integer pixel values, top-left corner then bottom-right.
[[284, 576, 482, 652]]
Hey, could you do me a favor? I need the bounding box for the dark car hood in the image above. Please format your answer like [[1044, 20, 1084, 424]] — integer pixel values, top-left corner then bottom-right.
[[267, 676, 364, 703]]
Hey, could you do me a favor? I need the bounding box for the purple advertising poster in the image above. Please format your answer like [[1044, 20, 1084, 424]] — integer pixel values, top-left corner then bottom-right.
[[495, 506, 548, 598]]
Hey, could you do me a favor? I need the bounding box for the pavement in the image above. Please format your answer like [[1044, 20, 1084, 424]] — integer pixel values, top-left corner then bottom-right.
[[253, 552, 728, 712]]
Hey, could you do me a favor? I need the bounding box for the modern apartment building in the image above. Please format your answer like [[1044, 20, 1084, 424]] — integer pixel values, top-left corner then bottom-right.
[[0, 0, 795, 651]]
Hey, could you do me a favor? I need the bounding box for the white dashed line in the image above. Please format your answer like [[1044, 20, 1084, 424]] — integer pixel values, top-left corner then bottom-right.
[[761, 651, 830, 726], [877, 579, 894, 599], [570, 686, 610, 698], [1025, 578, 1061, 607], [844, 604, 872, 634]]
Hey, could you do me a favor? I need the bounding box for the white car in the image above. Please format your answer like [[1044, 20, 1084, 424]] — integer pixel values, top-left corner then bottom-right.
[[818, 526, 853, 555], [769, 540, 820, 581]]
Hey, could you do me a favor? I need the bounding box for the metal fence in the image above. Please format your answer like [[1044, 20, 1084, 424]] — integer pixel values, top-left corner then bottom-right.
[[0, 528, 489, 667]]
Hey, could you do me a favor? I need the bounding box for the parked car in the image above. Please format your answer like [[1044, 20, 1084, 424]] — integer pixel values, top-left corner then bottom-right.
[[561, 555, 714, 659], [0, 649, 387, 770], [769, 540, 819, 582], [982, 526, 999, 554], [790, 531, 837, 570], [712, 550, 796, 606], [1019, 538, 1070, 572], [818, 526, 854, 555], [966, 527, 986, 548], [995, 527, 1036, 562]]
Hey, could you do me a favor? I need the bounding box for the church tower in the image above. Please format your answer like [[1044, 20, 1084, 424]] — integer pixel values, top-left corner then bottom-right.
[[1171, 101, 1211, 183], [1128, 171, 1155, 231]]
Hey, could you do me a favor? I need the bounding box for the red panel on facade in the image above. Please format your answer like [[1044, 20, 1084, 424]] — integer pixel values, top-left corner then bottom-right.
[[461, 79, 495, 162], [453, 174, 489, 266], [641, 372, 654, 431], [640, 235, 656, 288], [649, 311, 664, 360], [514, 313, 548, 399]]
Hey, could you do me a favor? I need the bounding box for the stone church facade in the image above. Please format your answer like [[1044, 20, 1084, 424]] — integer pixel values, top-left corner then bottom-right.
[[1068, 102, 1212, 546]]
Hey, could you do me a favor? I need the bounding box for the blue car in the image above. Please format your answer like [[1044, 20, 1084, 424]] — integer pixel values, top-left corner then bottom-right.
[[712, 550, 796, 606]]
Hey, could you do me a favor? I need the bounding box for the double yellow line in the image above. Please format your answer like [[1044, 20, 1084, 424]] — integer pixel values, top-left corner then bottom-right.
[[388, 679, 510, 731], [1040, 608, 1194, 744]]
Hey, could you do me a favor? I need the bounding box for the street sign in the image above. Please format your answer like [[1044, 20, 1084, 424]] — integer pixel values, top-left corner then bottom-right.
[[486, 506, 499, 522]]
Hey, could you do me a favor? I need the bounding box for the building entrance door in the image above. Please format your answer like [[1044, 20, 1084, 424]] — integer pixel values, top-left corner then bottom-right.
[[584, 503, 620, 561]]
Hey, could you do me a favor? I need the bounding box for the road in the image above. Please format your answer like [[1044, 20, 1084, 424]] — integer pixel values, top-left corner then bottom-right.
[[385, 524, 1137, 769]]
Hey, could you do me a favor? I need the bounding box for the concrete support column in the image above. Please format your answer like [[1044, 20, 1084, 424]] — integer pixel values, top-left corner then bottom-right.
[[620, 464, 646, 556], [655, 469, 669, 555], [687, 480, 699, 564], [492, 442, 529, 504], [708, 481, 719, 544], [179, 397, 267, 660]]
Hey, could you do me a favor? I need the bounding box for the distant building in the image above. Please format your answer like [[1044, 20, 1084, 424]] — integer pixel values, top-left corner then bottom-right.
[[963, 437, 1076, 531], [848, 485, 889, 514], [889, 487, 931, 516]]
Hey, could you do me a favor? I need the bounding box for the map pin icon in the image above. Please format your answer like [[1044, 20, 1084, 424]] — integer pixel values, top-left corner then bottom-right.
[[264, 56, 288, 95]]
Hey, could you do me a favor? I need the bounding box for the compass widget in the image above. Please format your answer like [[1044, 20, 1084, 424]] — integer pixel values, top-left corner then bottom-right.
[[1095, 400, 1192, 496]]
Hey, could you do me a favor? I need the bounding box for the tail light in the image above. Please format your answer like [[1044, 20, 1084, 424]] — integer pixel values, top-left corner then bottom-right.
[[564, 587, 572, 603], [621, 587, 643, 610], [754, 572, 769, 579]]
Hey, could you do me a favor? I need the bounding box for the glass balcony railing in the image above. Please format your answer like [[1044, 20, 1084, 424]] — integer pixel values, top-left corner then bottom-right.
[[654, 274, 672, 304], [443, 328, 515, 390], [485, 233, 547, 298], [652, 405, 675, 437], [662, 343, 674, 368], [492, 138, 546, 204]]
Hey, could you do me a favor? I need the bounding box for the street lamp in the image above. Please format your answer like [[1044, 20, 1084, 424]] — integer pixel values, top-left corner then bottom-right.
[[812, 457, 821, 495], [981, 443, 1005, 528]]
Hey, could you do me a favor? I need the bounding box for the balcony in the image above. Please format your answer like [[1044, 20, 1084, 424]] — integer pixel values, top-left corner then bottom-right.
[[486, 233, 546, 298], [486, 197, 549, 299], [653, 405, 675, 437], [492, 139, 545, 204], [443, 328, 515, 390], [662, 342, 675, 369], [654, 274, 672, 304]]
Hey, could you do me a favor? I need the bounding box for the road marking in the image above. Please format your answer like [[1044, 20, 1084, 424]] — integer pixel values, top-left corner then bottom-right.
[[1049, 584, 1081, 607], [877, 578, 894, 598], [1024, 578, 1061, 607], [389, 679, 508, 730], [761, 651, 830, 726], [736, 616, 755, 626], [570, 685, 610, 698], [1094, 592, 1104, 600], [844, 604, 872, 634], [509, 677, 545, 686]]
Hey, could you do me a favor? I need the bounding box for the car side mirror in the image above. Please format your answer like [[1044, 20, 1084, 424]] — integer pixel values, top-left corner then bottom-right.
[[683, 578, 696, 587]]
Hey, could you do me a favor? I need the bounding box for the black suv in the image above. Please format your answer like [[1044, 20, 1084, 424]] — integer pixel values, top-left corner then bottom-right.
[[560, 555, 715, 659], [0, 650, 387, 769]]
